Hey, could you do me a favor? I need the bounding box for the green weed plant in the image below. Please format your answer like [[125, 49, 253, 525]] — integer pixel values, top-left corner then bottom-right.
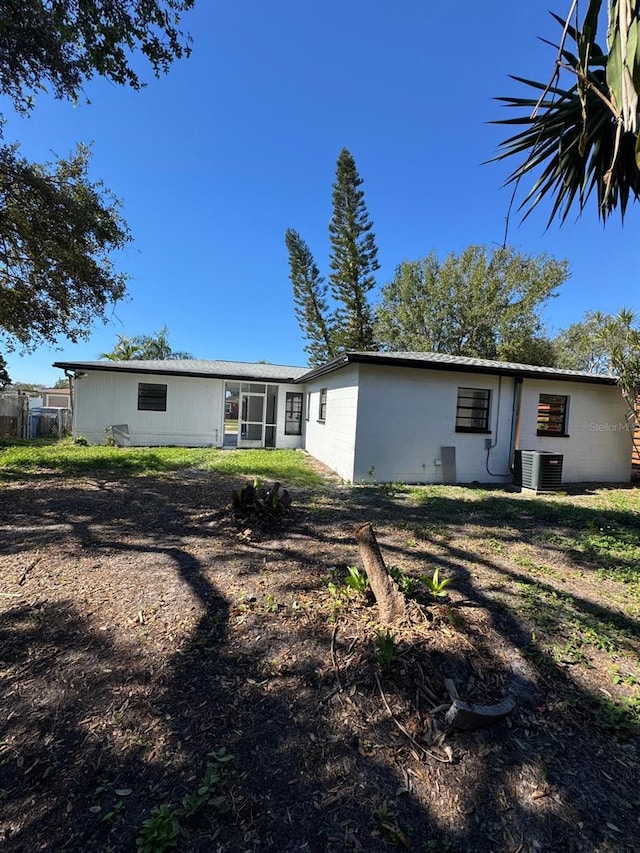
[[419, 567, 453, 599], [344, 565, 369, 595], [376, 629, 397, 669], [136, 749, 234, 852]]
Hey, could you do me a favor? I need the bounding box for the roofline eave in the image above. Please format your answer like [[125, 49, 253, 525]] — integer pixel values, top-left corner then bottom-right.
[[52, 361, 306, 384], [297, 352, 619, 386]]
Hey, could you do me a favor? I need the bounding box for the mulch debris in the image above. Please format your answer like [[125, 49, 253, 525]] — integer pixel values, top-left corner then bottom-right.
[[0, 468, 638, 851]]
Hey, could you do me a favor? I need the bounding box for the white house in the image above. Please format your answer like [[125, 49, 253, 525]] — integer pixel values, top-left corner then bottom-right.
[[52, 359, 309, 450], [53, 351, 633, 485]]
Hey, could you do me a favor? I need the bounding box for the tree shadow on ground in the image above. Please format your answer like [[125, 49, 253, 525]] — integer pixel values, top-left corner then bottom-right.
[[1, 474, 638, 851], [0, 477, 447, 851], [309, 485, 640, 850]]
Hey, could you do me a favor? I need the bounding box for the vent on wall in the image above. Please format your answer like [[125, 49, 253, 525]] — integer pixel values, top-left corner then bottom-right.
[[514, 450, 563, 493]]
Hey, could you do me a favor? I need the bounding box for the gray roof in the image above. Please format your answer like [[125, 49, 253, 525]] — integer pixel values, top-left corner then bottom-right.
[[299, 351, 619, 385], [53, 359, 309, 383], [53, 351, 619, 387]]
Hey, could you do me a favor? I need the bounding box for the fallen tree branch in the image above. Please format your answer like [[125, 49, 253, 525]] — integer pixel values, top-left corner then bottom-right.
[[444, 678, 516, 731], [374, 671, 453, 763], [18, 557, 40, 586], [330, 623, 343, 692]]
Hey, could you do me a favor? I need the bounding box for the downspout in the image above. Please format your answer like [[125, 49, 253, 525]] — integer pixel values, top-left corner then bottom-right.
[[509, 376, 523, 470], [64, 370, 76, 435], [64, 371, 74, 414]]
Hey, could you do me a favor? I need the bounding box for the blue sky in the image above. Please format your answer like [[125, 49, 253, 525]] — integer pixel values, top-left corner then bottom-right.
[[4, 0, 639, 385]]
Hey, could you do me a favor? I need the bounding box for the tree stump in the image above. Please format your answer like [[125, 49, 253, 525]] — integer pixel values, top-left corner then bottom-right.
[[354, 522, 406, 624]]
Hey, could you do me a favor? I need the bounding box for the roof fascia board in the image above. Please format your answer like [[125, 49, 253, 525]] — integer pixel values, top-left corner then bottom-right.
[[52, 362, 304, 384], [296, 354, 351, 383], [298, 353, 618, 386], [54, 354, 618, 388]]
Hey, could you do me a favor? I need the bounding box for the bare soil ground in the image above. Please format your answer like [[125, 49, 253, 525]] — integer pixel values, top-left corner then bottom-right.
[[1, 464, 639, 852]]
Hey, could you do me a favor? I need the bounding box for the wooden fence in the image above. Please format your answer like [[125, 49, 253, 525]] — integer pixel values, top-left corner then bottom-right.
[[0, 394, 29, 439]]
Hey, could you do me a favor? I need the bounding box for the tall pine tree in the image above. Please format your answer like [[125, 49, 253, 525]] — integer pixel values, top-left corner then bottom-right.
[[329, 149, 379, 352], [286, 149, 380, 365], [285, 229, 334, 366]]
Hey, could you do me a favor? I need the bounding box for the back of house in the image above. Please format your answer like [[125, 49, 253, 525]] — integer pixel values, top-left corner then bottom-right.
[[54, 351, 633, 486]]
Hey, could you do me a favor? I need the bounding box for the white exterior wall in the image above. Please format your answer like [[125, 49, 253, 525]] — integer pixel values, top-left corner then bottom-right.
[[307, 365, 631, 485], [518, 379, 631, 482], [73, 372, 306, 449], [352, 365, 514, 484], [74, 371, 225, 446], [303, 366, 360, 482], [69, 363, 632, 483], [274, 384, 305, 449]]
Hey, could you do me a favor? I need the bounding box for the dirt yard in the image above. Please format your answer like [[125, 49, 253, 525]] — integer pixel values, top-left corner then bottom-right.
[[1, 464, 639, 852]]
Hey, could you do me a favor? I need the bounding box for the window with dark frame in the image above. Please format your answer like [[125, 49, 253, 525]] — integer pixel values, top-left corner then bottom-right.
[[285, 392, 303, 435], [537, 394, 569, 436], [138, 382, 167, 412], [455, 387, 491, 433], [318, 388, 327, 422]]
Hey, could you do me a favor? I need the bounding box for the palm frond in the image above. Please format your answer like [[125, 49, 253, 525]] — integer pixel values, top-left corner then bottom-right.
[[491, 10, 640, 225]]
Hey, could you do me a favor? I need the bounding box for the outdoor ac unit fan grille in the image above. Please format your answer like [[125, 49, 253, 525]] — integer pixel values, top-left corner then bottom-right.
[[514, 450, 563, 492]]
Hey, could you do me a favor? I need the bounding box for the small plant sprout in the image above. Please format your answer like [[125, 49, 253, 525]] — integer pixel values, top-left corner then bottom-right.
[[264, 593, 279, 613], [326, 566, 338, 595], [135, 749, 234, 851], [376, 628, 397, 669], [379, 481, 403, 499], [419, 567, 453, 599], [387, 565, 416, 595], [344, 565, 369, 595], [373, 801, 411, 847], [181, 753, 229, 817], [135, 804, 180, 853], [230, 480, 292, 523]]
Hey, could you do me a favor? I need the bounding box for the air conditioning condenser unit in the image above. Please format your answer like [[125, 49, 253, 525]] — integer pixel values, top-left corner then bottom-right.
[[514, 450, 563, 493]]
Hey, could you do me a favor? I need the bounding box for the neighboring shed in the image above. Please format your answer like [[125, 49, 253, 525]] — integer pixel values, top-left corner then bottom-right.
[[41, 388, 71, 408]]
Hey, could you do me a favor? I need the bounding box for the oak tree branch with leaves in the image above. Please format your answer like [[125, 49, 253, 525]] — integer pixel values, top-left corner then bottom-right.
[[375, 245, 566, 366], [0, 1, 195, 382]]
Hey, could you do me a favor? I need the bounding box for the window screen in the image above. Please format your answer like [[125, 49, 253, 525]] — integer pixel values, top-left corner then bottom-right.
[[285, 392, 303, 435], [138, 383, 167, 412], [537, 394, 568, 435], [455, 387, 490, 432]]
